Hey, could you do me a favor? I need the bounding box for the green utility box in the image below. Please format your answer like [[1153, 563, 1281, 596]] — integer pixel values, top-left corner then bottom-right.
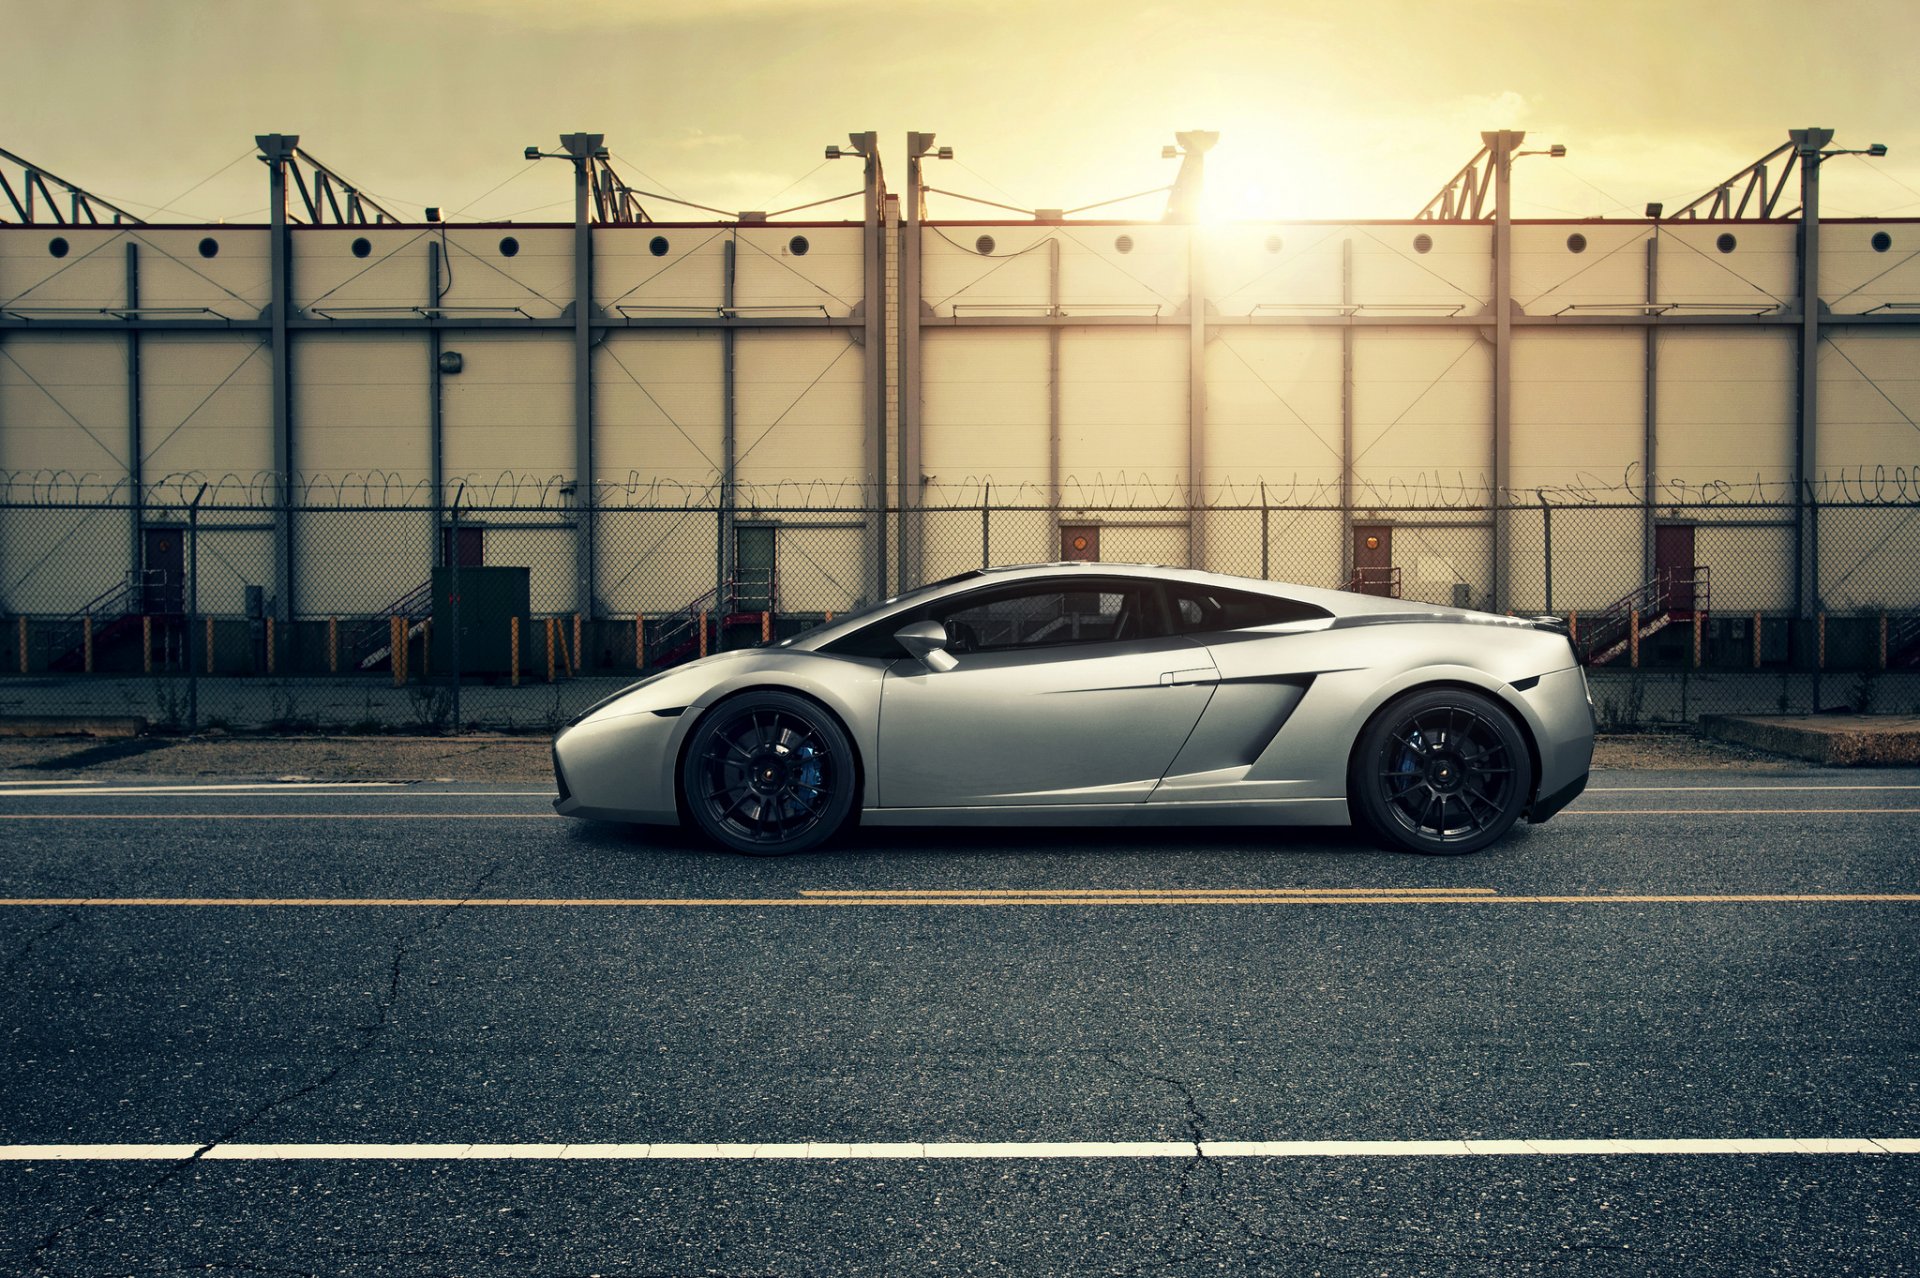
[[430, 566, 531, 675]]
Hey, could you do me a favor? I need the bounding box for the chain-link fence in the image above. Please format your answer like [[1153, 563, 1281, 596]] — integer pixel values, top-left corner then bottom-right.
[[3, 497, 1917, 732]]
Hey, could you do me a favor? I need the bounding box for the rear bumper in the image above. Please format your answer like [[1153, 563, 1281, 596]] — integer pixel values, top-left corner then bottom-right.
[[1516, 665, 1594, 824]]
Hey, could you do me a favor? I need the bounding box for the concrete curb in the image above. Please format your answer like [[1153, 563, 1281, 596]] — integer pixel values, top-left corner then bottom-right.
[[1699, 714, 1920, 767]]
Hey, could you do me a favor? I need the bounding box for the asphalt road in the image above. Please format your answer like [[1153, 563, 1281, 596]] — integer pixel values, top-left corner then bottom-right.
[[1, 769, 1916, 1276]]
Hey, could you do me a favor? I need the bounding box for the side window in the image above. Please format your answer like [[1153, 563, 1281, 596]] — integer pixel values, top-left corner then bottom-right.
[[940, 586, 1143, 653], [1166, 585, 1331, 635]]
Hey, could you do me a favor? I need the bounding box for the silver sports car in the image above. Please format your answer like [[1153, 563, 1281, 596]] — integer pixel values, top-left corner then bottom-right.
[[553, 563, 1594, 856]]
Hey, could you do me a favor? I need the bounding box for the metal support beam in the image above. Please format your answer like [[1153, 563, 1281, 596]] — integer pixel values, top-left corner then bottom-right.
[[899, 132, 934, 589], [850, 131, 887, 601], [1791, 127, 1833, 619], [428, 239, 444, 567], [562, 132, 602, 619], [257, 133, 298, 623], [126, 242, 144, 581], [1340, 238, 1355, 584], [1489, 130, 1518, 612], [1187, 229, 1207, 567], [1643, 233, 1659, 587], [718, 238, 737, 622], [1048, 239, 1061, 516], [0, 146, 144, 224]]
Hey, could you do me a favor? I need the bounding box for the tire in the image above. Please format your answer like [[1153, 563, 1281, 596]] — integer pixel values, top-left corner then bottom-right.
[[1349, 687, 1531, 856], [680, 691, 857, 856]]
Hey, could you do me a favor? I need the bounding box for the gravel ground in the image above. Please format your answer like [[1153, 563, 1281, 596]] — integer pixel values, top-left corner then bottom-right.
[[0, 730, 1796, 781]]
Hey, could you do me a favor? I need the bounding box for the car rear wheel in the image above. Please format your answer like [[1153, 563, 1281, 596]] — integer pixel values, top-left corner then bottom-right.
[[1350, 688, 1530, 855], [681, 691, 856, 856]]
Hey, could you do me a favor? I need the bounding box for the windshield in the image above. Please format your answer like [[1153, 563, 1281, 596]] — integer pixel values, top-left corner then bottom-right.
[[778, 571, 985, 646]]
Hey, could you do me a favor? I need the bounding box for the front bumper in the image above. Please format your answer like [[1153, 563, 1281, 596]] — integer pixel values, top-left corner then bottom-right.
[[551, 710, 684, 825]]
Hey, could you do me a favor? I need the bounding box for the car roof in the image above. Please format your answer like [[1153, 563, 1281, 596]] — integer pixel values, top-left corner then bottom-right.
[[787, 560, 1469, 651]]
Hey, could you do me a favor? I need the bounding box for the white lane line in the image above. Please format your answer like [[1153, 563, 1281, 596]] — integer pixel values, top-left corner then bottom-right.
[[0, 783, 409, 797], [0, 1138, 1910, 1162], [1590, 786, 1920, 792]]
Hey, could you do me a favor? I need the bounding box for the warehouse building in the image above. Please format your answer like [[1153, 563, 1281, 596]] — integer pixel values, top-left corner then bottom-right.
[[2, 128, 1917, 680]]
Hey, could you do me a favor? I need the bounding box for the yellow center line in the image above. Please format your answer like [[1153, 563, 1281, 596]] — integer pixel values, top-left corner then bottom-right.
[[798, 886, 1500, 897], [1560, 808, 1920, 816], [0, 893, 1913, 908]]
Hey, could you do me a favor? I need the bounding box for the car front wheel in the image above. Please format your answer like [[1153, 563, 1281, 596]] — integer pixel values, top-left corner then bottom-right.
[[681, 691, 856, 856], [1350, 688, 1530, 855]]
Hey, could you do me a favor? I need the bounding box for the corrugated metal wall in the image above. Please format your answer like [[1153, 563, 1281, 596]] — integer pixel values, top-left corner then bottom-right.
[[5, 215, 1920, 620]]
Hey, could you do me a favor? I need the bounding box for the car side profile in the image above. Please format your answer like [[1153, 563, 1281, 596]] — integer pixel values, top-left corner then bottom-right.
[[552, 563, 1595, 856]]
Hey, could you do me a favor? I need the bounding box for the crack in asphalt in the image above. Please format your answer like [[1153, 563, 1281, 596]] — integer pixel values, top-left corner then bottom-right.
[[23, 856, 509, 1275]]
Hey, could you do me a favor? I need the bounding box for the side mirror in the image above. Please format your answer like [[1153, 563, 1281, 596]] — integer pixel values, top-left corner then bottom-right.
[[894, 619, 958, 672]]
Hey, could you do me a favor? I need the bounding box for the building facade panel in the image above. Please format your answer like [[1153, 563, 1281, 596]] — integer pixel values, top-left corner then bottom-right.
[[438, 331, 573, 496], [1655, 329, 1796, 500], [592, 226, 727, 313], [920, 329, 1049, 500], [1058, 326, 1187, 502], [1657, 224, 1795, 309], [438, 227, 571, 317], [1203, 328, 1343, 495], [125, 229, 269, 318], [1510, 328, 1643, 494], [1814, 326, 1920, 486], [732, 330, 866, 504], [0, 333, 129, 478], [1207, 226, 1344, 316], [1350, 225, 1491, 311], [139, 334, 273, 487], [1351, 327, 1492, 502], [1513, 223, 1652, 313], [734, 227, 863, 316], [1820, 220, 1920, 314], [921, 226, 1051, 317], [293, 227, 432, 314], [0, 227, 126, 311], [592, 331, 724, 498], [292, 332, 430, 492]]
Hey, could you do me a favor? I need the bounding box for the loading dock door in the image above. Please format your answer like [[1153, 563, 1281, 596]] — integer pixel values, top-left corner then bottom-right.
[[143, 527, 185, 614], [1656, 524, 1696, 614], [1352, 525, 1395, 596]]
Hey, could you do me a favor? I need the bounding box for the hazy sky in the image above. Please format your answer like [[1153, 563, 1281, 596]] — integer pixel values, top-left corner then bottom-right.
[[9, 0, 1920, 225]]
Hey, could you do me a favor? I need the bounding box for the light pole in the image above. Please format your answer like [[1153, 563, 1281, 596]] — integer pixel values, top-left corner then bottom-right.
[[1788, 129, 1887, 619], [1485, 131, 1564, 612], [526, 134, 606, 621]]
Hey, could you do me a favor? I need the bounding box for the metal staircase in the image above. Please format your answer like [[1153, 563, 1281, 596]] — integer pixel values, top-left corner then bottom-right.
[[47, 571, 170, 671], [1344, 566, 1402, 598], [351, 580, 434, 670], [1582, 565, 1710, 666], [644, 572, 780, 670], [1888, 613, 1920, 668]]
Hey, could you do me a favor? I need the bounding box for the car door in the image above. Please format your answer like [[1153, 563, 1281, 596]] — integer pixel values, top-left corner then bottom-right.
[[876, 578, 1217, 809]]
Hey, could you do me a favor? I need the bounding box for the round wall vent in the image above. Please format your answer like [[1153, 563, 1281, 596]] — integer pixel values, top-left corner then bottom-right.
[[1412, 233, 1433, 254], [499, 236, 520, 258]]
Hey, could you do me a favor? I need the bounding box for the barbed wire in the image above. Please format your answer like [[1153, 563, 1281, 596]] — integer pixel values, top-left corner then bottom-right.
[[2, 464, 1918, 510]]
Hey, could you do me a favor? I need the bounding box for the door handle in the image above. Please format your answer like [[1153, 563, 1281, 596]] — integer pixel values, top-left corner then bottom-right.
[[1158, 668, 1218, 686]]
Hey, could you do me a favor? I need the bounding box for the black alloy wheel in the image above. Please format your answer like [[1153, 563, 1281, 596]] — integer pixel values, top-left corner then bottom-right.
[[681, 691, 856, 855], [1350, 688, 1530, 855]]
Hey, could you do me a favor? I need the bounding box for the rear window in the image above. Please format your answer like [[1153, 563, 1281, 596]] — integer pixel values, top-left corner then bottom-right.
[[1167, 585, 1330, 635]]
